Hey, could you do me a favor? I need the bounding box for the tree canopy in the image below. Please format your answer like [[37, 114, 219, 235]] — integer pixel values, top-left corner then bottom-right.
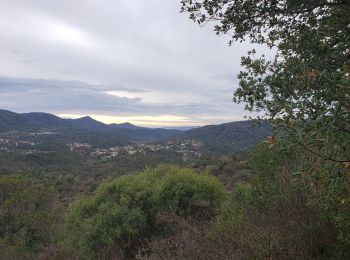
[[181, 0, 350, 163]]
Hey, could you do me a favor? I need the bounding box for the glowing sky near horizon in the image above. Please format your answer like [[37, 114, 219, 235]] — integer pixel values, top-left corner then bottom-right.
[[58, 114, 202, 127]]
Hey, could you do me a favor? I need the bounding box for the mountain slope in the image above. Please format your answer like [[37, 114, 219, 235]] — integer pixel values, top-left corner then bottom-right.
[[0, 109, 42, 132], [0, 110, 270, 153], [0, 109, 181, 145], [172, 120, 271, 154], [110, 122, 142, 130]]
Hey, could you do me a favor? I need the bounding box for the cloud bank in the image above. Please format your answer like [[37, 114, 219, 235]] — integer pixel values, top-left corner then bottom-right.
[[0, 0, 267, 126]]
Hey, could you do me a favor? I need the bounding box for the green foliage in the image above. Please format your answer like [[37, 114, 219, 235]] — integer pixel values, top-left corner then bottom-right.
[[144, 142, 349, 259], [176, 4, 350, 256], [220, 141, 349, 259], [0, 176, 56, 258], [65, 165, 228, 258], [181, 0, 350, 162]]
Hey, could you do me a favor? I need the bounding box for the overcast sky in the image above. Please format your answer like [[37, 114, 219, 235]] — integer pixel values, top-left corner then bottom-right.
[[0, 0, 266, 127]]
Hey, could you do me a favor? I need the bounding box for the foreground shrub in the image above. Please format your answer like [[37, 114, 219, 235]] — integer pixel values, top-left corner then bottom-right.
[[65, 165, 228, 259], [217, 142, 349, 259], [143, 142, 350, 259]]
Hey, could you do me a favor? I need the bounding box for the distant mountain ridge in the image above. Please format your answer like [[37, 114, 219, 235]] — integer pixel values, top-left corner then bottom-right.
[[0, 109, 271, 153], [0, 109, 151, 131], [110, 122, 142, 130], [0, 110, 104, 131], [0, 109, 180, 143]]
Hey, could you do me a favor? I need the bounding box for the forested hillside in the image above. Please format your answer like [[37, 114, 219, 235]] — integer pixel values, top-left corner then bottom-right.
[[173, 120, 271, 153]]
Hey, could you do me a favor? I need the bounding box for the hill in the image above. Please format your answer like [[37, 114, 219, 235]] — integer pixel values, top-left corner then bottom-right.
[[0, 109, 270, 153], [172, 120, 271, 154], [0, 109, 181, 146]]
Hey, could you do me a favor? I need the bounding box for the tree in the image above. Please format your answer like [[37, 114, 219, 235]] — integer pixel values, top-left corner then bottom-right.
[[181, 0, 350, 162]]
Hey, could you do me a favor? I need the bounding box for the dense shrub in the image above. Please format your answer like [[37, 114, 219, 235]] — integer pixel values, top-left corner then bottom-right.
[[144, 142, 350, 259], [215, 142, 349, 259], [65, 165, 228, 259], [0, 176, 56, 259]]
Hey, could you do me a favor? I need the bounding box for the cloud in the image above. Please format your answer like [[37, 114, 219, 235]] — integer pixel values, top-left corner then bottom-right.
[[0, 1, 265, 126], [0, 77, 245, 126]]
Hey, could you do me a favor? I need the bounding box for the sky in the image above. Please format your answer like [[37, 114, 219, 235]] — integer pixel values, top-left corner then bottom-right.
[[0, 0, 267, 127]]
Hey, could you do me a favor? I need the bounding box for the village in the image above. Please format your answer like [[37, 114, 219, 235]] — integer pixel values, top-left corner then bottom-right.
[[68, 139, 204, 161], [0, 131, 204, 161], [0, 135, 37, 151]]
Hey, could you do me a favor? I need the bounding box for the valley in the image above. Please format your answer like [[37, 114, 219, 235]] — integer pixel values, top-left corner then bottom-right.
[[0, 109, 270, 207], [0, 109, 271, 156], [0, 130, 204, 161]]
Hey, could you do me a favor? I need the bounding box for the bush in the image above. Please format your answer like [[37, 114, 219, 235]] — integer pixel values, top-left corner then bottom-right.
[[65, 165, 228, 259], [0, 176, 56, 259], [218, 142, 350, 259], [143, 142, 350, 259]]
